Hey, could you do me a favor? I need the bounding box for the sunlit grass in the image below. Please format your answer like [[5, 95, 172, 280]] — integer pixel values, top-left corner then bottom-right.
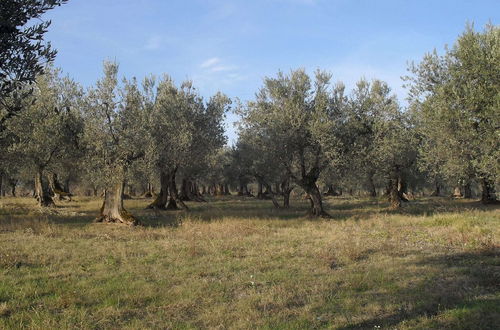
[[0, 196, 498, 329]]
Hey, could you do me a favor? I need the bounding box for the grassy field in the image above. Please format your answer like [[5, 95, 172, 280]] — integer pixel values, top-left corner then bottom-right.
[[0, 195, 499, 329]]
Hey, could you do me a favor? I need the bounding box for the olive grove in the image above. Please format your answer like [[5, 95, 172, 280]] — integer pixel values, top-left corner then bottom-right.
[[1, 19, 498, 223]]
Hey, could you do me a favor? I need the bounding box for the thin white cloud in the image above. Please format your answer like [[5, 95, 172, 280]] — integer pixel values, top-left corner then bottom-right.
[[210, 65, 238, 73], [201, 57, 221, 68], [145, 35, 162, 50]]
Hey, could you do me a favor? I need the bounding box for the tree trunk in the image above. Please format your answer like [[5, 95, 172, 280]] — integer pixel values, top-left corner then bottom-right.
[[283, 189, 292, 208], [179, 178, 191, 201], [261, 180, 281, 209], [397, 173, 409, 202], [147, 171, 169, 209], [34, 168, 55, 207], [304, 183, 329, 217], [143, 182, 154, 198], [47, 173, 71, 201], [388, 177, 401, 209], [462, 182, 472, 199], [480, 178, 497, 204], [224, 183, 230, 195], [95, 179, 138, 225], [243, 184, 252, 196], [274, 182, 281, 195], [368, 174, 377, 197], [324, 184, 335, 196], [256, 181, 265, 199], [64, 178, 71, 195], [166, 168, 188, 210], [192, 182, 207, 202], [0, 173, 3, 197], [281, 178, 293, 208], [9, 180, 17, 197], [430, 180, 441, 197]]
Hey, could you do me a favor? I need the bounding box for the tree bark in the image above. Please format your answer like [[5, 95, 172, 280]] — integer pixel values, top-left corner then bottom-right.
[[281, 178, 293, 208], [452, 186, 463, 198], [324, 184, 335, 196], [292, 163, 329, 217], [462, 182, 472, 199], [95, 179, 139, 225], [179, 178, 191, 201], [480, 178, 497, 204], [224, 183, 230, 195], [63, 178, 71, 195], [143, 182, 154, 198], [388, 177, 401, 209], [274, 182, 281, 195], [304, 183, 329, 217], [256, 181, 264, 199], [430, 180, 441, 197], [35, 168, 55, 207], [166, 168, 188, 210], [48, 173, 72, 201], [261, 180, 280, 209], [368, 174, 377, 197], [147, 171, 169, 209], [397, 173, 409, 202]]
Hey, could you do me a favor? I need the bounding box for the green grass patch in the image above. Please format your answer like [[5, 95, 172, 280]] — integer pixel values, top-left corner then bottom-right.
[[0, 196, 499, 328]]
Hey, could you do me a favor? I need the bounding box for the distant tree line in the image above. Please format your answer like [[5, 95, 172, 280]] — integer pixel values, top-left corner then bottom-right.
[[0, 2, 498, 224]]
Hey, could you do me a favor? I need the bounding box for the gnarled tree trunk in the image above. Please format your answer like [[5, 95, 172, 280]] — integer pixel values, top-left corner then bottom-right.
[[397, 173, 409, 202], [179, 178, 191, 201], [462, 182, 472, 199], [293, 164, 329, 217], [34, 168, 55, 207], [256, 181, 265, 199], [430, 180, 441, 197], [95, 179, 139, 225], [143, 182, 154, 198], [260, 179, 280, 209], [480, 178, 497, 204], [368, 174, 377, 197], [281, 178, 293, 208], [304, 183, 328, 217], [166, 168, 188, 210], [48, 173, 72, 201], [147, 171, 169, 209], [388, 177, 401, 209], [224, 183, 230, 195]]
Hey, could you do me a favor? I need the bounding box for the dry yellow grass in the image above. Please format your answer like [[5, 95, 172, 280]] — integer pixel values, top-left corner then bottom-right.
[[0, 196, 499, 329]]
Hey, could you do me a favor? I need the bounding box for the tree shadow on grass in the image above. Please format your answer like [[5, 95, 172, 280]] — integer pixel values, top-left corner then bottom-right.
[[2, 196, 497, 228], [131, 196, 500, 226], [337, 248, 500, 329]]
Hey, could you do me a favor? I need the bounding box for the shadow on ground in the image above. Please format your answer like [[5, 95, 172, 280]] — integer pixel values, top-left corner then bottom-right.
[[335, 248, 500, 329], [0, 196, 498, 228]]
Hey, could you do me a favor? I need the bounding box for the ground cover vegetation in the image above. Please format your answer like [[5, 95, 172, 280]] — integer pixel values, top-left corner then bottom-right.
[[0, 1, 499, 328]]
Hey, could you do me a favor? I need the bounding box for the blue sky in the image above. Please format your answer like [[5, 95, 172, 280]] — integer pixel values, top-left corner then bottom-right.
[[43, 0, 499, 143]]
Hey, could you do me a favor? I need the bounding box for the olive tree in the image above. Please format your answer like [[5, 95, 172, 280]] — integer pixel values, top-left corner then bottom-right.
[[242, 69, 344, 217], [146, 77, 229, 210], [6, 67, 82, 206], [83, 61, 146, 224], [406, 24, 499, 203]]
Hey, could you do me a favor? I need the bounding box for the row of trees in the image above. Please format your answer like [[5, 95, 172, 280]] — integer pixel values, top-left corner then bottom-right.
[[1, 7, 498, 225], [2, 63, 230, 224]]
